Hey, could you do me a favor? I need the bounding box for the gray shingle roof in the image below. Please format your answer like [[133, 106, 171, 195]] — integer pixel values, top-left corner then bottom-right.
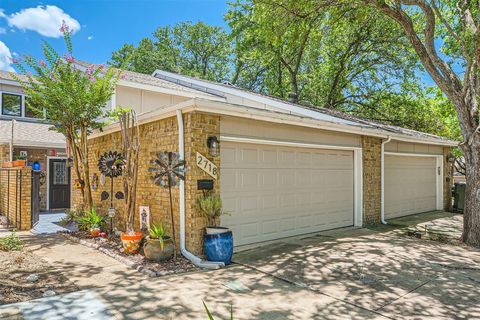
[[0, 118, 65, 148]]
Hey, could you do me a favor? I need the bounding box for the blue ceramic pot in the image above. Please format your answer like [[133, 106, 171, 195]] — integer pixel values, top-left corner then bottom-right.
[[204, 229, 233, 265]]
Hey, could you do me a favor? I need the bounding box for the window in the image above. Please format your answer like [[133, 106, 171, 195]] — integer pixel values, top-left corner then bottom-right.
[[2, 93, 22, 116], [25, 98, 42, 118], [53, 162, 68, 185]]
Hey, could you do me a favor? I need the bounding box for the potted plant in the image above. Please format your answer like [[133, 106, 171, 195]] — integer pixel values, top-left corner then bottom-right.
[[143, 222, 174, 261], [197, 192, 233, 265]]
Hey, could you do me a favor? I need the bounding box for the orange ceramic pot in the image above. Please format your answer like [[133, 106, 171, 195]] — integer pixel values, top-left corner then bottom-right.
[[121, 232, 144, 254]]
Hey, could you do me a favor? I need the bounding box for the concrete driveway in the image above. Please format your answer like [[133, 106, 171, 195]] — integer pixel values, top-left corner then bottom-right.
[[2, 211, 479, 319], [234, 212, 480, 319]]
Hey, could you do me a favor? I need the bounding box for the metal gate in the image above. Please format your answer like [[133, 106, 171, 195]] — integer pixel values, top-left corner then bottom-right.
[[31, 171, 40, 227]]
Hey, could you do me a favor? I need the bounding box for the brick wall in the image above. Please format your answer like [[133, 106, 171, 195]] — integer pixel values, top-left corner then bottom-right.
[[13, 147, 55, 211], [0, 167, 32, 230], [0, 143, 10, 164], [71, 111, 219, 255], [362, 136, 382, 225]]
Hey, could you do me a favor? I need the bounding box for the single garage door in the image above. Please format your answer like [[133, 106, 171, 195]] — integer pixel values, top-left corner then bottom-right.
[[220, 142, 354, 246], [385, 155, 437, 219]]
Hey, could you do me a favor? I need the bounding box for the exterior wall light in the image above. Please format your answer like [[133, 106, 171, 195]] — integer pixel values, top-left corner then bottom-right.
[[207, 136, 220, 157]]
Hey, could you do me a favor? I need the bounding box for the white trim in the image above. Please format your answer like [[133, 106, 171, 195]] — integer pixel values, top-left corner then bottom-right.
[[46, 156, 67, 210], [220, 135, 362, 151], [384, 152, 444, 211], [220, 135, 363, 229]]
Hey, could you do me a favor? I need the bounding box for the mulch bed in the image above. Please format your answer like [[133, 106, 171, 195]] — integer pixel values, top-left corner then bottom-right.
[[61, 231, 197, 277], [0, 250, 78, 305]]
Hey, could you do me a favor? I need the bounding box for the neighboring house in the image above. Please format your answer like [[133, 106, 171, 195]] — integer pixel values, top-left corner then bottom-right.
[[0, 71, 69, 211], [68, 63, 457, 254]]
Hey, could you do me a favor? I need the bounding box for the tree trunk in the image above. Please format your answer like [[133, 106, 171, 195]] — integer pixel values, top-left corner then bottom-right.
[[79, 126, 93, 211], [461, 141, 480, 247]]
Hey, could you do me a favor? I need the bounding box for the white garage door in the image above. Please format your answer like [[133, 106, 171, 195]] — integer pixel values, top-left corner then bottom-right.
[[220, 142, 354, 246], [385, 155, 437, 219]]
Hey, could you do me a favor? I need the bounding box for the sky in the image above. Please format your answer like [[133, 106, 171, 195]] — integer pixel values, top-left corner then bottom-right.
[[0, 0, 229, 72]]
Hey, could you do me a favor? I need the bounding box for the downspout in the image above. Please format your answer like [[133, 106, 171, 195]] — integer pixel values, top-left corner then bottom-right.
[[380, 135, 392, 224], [176, 110, 224, 269]]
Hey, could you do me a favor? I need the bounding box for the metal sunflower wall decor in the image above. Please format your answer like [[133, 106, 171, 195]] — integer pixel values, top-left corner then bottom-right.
[[98, 151, 125, 232], [98, 151, 124, 178], [149, 151, 186, 259]]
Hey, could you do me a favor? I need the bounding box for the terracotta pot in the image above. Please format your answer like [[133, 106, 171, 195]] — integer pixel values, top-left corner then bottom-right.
[[90, 227, 101, 237], [13, 160, 26, 167], [121, 232, 144, 255], [143, 236, 174, 262]]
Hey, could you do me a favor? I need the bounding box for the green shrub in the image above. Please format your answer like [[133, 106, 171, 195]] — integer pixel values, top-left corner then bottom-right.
[[0, 231, 23, 251], [76, 208, 105, 231], [59, 208, 84, 226]]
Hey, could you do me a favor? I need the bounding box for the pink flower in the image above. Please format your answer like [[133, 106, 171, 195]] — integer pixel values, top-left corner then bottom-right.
[[39, 60, 46, 67], [64, 55, 74, 64], [10, 57, 19, 64], [120, 73, 126, 80], [59, 20, 69, 33]]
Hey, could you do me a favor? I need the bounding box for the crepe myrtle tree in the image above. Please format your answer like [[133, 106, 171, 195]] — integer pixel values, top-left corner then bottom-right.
[[13, 22, 122, 211]]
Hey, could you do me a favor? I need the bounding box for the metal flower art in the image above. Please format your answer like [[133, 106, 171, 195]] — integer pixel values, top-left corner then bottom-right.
[[98, 151, 124, 178], [149, 151, 186, 188], [149, 151, 186, 260]]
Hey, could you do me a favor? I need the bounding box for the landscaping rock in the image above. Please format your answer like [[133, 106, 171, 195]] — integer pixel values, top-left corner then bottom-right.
[[42, 290, 56, 297], [26, 274, 39, 282]]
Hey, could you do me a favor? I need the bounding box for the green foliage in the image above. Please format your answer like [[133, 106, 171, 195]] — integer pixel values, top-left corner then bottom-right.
[[110, 21, 231, 81], [203, 301, 234, 320], [148, 223, 167, 249], [59, 208, 84, 226], [0, 231, 23, 251], [109, 3, 461, 139], [197, 193, 228, 227], [76, 208, 105, 230]]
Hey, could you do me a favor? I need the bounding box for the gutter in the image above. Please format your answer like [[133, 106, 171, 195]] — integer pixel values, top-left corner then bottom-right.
[[380, 135, 392, 224], [176, 110, 224, 269]]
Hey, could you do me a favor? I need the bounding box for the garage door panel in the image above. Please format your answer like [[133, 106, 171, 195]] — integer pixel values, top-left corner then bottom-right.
[[385, 155, 437, 219], [221, 142, 354, 246]]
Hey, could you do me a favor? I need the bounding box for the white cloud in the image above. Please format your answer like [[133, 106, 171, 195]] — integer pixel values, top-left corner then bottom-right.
[[7, 5, 80, 38], [0, 27, 6, 34], [87, 35, 93, 40], [0, 41, 15, 72], [0, 9, 5, 18]]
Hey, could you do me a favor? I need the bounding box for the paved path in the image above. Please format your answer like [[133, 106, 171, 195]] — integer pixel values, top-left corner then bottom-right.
[[31, 212, 69, 235], [1, 211, 479, 319]]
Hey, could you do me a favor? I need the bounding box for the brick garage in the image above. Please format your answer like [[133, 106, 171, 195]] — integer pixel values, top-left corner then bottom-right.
[[70, 66, 457, 256]]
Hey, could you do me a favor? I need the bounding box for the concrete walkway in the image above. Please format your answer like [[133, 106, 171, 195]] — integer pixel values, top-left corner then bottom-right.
[[1, 211, 479, 319], [31, 212, 69, 235]]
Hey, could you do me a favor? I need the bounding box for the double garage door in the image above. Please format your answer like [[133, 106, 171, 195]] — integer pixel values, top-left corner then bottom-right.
[[384, 155, 438, 219], [220, 142, 354, 246]]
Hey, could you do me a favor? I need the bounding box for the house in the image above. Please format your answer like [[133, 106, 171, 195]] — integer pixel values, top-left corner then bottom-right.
[[70, 63, 457, 255], [0, 71, 69, 212]]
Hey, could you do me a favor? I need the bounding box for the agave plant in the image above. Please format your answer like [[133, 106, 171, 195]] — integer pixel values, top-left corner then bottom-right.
[[149, 151, 186, 259], [148, 223, 167, 249]]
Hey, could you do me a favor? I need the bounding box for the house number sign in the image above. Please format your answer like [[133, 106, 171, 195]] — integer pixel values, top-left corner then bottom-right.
[[196, 152, 218, 179]]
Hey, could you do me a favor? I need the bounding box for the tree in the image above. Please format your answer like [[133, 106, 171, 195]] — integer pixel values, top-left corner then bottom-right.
[[110, 22, 231, 81], [13, 23, 121, 211], [262, 0, 476, 245]]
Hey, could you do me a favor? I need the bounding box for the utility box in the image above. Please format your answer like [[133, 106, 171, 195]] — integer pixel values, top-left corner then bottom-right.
[[453, 182, 466, 212]]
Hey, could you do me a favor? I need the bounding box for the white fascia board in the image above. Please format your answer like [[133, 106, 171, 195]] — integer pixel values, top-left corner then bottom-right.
[[89, 97, 458, 147], [0, 78, 21, 87], [116, 80, 225, 102], [9, 140, 65, 149]]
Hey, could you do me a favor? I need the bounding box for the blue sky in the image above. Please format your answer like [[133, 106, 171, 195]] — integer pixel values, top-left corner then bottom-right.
[[0, 1, 229, 71]]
